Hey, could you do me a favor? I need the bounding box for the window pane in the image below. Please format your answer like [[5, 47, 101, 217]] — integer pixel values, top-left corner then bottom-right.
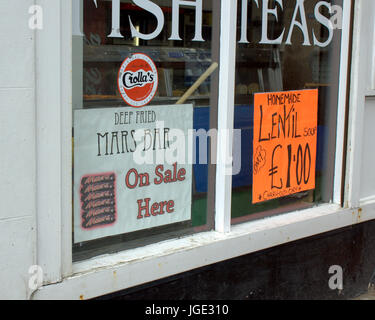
[[231, 0, 344, 222], [72, 0, 218, 260]]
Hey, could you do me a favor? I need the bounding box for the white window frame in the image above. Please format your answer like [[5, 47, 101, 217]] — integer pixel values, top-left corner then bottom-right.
[[33, 0, 375, 300], [346, 0, 375, 207]]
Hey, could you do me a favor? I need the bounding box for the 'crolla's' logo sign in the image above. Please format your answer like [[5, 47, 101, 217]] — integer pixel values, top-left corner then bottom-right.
[[117, 53, 158, 108]]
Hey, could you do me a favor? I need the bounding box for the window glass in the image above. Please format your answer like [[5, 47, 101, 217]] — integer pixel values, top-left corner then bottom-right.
[[72, 0, 218, 260], [231, 0, 344, 222]]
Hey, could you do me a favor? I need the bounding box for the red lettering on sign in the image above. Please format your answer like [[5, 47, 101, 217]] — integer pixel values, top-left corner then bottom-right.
[[136, 198, 175, 219]]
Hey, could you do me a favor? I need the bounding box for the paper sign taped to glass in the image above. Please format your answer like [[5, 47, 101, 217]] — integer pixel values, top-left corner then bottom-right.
[[252, 89, 318, 204], [73, 104, 193, 243]]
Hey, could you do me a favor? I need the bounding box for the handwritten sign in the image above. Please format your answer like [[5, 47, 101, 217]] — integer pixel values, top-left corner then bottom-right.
[[252, 89, 318, 204], [73, 104, 193, 243]]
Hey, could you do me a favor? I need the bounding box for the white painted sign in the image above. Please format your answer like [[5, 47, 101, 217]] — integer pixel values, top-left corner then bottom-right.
[[73, 104, 193, 243], [73, 0, 343, 48]]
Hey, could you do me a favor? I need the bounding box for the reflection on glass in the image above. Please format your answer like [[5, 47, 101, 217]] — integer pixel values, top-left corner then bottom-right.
[[231, 0, 344, 222], [72, 0, 216, 260]]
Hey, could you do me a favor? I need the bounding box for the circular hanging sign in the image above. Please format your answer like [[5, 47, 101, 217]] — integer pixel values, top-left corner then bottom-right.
[[117, 53, 158, 107]]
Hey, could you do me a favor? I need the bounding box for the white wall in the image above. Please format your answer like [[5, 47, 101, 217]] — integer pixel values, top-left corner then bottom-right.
[[0, 0, 36, 299]]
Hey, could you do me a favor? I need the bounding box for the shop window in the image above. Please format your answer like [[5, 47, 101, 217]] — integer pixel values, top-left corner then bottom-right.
[[72, 0, 219, 260], [231, 0, 344, 222]]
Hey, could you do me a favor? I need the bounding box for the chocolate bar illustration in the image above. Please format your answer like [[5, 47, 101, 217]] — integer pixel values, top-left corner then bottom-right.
[[81, 190, 115, 203], [82, 206, 115, 220], [79, 173, 117, 229], [81, 182, 114, 194], [81, 173, 115, 185], [82, 213, 116, 229]]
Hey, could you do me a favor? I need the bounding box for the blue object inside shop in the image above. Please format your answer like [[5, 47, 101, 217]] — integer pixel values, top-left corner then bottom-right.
[[193, 105, 325, 194]]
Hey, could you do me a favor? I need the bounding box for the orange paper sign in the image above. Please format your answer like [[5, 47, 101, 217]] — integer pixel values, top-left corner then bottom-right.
[[252, 89, 318, 204]]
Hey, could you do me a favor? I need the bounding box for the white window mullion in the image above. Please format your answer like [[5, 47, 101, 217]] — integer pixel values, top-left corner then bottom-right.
[[36, 0, 63, 283], [61, 0, 73, 278], [333, 0, 352, 205], [345, 0, 370, 208], [215, 0, 238, 233]]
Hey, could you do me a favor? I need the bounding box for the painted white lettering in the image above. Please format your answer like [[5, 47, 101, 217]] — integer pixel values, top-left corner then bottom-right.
[[313, 1, 333, 48], [108, 0, 122, 38], [239, 0, 259, 44], [169, 0, 203, 41], [72, 0, 343, 47], [129, 0, 165, 40], [285, 0, 311, 46], [259, 0, 285, 45]]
